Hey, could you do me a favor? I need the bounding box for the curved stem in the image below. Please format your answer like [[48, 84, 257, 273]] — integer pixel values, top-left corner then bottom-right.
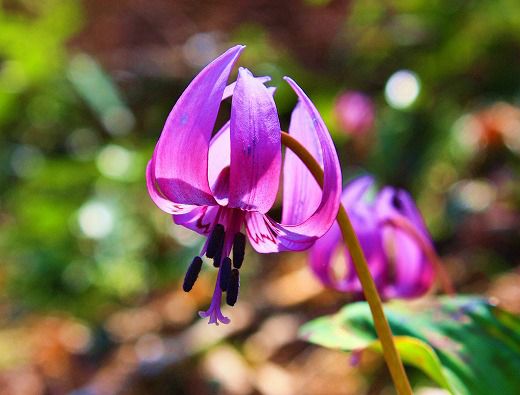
[[281, 132, 413, 395]]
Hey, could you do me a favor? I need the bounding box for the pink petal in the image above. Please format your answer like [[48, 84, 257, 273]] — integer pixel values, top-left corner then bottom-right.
[[228, 68, 282, 213], [308, 222, 344, 287], [382, 226, 429, 298], [245, 212, 317, 253], [342, 175, 375, 207], [154, 45, 244, 206], [208, 81, 276, 207], [207, 87, 276, 207], [173, 205, 219, 235], [281, 77, 342, 236], [255, 77, 341, 250], [146, 160, 196, 214], [222, 76, 271, 100], [245, 78, 341, 252], [281, 101, 323, 226], [377, 187, 435, 298], [377, 188, 429, 234], [208, 121, 231, 205]]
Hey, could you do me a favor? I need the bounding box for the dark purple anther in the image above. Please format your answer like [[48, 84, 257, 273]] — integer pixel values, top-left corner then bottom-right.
[[226, 269, 240, 306], [206, 224, 225, 259], [183, 256, 203, 292], [232, 232, 246, 269], [213, 248, 222, 268], [219, 257, 232, 291]]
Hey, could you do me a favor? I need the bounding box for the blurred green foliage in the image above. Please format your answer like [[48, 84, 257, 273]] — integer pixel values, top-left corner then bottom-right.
[[300, 296, 520, 395]]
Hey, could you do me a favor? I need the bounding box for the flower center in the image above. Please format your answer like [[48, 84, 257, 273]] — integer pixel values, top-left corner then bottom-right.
[[182, 207, 246, 324]]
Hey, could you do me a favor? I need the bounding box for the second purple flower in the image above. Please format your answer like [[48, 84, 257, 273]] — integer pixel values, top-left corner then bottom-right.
[[310, 176, 435, 300]]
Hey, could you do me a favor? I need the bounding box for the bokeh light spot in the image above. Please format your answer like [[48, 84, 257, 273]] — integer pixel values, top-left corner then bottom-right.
[[78, 201, 114, 239], [385, 70, 421, 109], [451, 179, 496, 212], [96, 144, 133, 180], [182, 32, 221, 68]]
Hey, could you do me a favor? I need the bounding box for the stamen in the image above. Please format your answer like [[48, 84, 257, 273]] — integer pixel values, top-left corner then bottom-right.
[[219, 257, 232, 291], [226, 269, 240, 306], [183, 256, 203, 292], [206, 224, 225, 258], [232, 232, 246, 269], [213, 248, 222, 267]]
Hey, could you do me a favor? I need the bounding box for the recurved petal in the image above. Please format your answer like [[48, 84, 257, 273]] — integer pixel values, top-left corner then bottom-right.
[[272, 77, 341, 242], [245, 78, 341, 252], [228, 68, 282, 213], [146, 160, 197, 214], [173, 205, 219, 235], [154, 45, 244, 206], [245, 212, 317, 253], [282, 101, 323, 225]]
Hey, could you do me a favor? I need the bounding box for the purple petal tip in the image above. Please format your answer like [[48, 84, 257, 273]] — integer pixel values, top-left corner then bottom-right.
[[231, 44, 246, 51], [238, 67, 254, 77]]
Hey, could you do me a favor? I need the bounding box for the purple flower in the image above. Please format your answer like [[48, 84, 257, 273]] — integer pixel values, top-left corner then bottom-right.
[[334, 91, 375, 135], [146, 45, 341, 324], [310, 176, 435, 300]]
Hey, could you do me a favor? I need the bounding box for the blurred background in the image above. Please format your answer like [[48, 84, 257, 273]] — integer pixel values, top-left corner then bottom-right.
[[0, 0, 519, 394]]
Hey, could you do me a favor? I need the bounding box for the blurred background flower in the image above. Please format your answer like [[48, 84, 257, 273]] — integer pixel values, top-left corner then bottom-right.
[[0, 0, 519, 394], [334, 91, 375, 136], [309, 176, 435, 300]]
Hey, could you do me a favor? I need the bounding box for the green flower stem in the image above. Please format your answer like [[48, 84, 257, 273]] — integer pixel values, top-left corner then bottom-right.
[[281, 131, 413, 395]]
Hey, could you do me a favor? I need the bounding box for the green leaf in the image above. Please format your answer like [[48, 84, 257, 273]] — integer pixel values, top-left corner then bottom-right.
[[299, 296, 520, 395]]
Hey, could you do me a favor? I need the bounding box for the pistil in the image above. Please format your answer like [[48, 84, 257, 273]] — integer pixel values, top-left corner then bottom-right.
[[189, 208, 246, 324]]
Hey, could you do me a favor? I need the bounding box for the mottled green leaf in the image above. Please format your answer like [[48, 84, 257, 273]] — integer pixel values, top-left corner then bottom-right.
[[299, 296, 520, 395]]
